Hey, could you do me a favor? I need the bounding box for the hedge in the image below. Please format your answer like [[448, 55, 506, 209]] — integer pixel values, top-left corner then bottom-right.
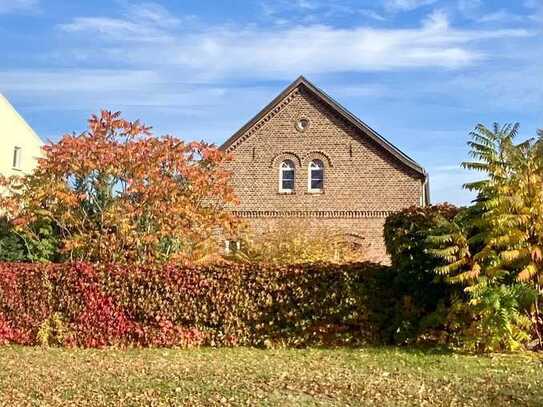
[[0, 262, 393, 348], [382, 204, 462, 343]]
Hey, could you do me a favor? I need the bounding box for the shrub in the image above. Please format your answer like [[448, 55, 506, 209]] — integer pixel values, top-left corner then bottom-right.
[[231, 219, 366, 264], [0, 261, 391, 348], [0, 218, 24, 261], [0, 217, 59, 262], [462, 283, 536, 352], [383, 204, 462, 344]]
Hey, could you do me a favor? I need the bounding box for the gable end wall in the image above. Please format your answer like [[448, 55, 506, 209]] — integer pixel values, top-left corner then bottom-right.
[[225, 86, 424, 262]]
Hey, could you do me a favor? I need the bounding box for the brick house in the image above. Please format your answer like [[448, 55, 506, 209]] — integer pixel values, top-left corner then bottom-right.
[[220, 76, 428, 263]]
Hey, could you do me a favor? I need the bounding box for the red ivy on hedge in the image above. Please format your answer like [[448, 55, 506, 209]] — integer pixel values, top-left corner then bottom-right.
[[0, 262, 390, 348]]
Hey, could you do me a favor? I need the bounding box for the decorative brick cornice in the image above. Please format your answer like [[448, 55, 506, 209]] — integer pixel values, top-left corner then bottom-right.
[[226, 89, 300, 152], [231, 210, 394, 219]]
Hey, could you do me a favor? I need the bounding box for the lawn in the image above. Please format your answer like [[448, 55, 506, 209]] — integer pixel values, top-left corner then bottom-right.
[[0, 346, 541, 406]]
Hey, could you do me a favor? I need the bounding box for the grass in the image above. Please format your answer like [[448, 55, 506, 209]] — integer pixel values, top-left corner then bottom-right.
[[0, 346, 542, 406]]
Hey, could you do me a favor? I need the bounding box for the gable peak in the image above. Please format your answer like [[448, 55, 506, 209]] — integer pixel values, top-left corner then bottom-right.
[[220, 76, 426, 179]]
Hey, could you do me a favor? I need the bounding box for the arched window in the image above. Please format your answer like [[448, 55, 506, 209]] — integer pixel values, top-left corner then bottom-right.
[[279, 160, 295, 192], [308, 159, 324, 192]]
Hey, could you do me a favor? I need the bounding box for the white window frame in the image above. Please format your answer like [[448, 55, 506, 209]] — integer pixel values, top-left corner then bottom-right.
[[224, 240, 241, 254], [308, 159, 324, 193], [12, 146, 22, 170], [279, 160, 295, 193]]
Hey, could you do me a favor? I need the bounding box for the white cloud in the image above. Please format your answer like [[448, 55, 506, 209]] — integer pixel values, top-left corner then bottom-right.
[[59, 2, 188, 42], [0, 68, 275, 115], [292, 0, 318, 10], [127, 2, 183, 28], [0, 70, 162, 93], [0, 68, 289, 143], [446, 64, 543, 109], [525, 0, 543, 23], [262, 0, 415, 20], [457, 0, 482, 18], [358, 9, 388, 21], [384, 0, 438, 12], [262, 0, 326, 14], [0, 0, 38, 14], [60, 17, 173, 42], [476, 10, 525, 23], [459, 1, 541, 25], [57, 8, 531, 80], [261, 0, 363, 24], [0, 69, 226, 109], [328, 83, 390, 98]]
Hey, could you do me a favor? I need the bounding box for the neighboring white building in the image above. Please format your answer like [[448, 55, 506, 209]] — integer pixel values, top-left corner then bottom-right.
[[0, 94, 44, 177]]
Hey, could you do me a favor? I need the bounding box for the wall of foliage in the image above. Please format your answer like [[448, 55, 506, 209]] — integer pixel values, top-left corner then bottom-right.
[[0, 261, 393, 348], [382, 204, 464, 344]]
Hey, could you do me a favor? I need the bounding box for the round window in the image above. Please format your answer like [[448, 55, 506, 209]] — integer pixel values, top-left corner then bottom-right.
[[295, 118, 310, 132]]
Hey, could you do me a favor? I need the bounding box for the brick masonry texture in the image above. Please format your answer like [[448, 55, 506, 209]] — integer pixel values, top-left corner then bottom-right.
[[223, 84, 425, 263]]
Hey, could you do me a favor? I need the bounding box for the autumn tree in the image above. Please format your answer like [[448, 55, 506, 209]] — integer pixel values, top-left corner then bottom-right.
[[0, 111, 238, 264], [429, 124, 543, 350]]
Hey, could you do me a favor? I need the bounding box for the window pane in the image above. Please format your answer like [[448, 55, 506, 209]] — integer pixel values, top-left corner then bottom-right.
[[280, 160, 295, 191], [311, 167, 324, 190], [312, 169, 323, 180], [282, 179, 294, 190], [311, 178, 323, 190], [12, 147, 21, 169], [283, 169, 294, 180]]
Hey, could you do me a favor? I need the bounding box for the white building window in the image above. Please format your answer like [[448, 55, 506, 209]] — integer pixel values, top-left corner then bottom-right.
[[12, 147, 22, 170], [223, 240, 241, 255], [279, 160, 295, 192], [308, 159, 324, 192]]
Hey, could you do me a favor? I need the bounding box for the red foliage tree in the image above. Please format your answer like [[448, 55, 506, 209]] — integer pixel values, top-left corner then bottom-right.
[[0, 111, 238, 263]]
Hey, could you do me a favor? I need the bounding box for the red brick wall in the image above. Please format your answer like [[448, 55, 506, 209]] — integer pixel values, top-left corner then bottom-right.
[[224, 85, 424, 263]]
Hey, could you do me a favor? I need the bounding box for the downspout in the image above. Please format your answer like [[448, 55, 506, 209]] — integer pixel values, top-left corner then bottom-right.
[[422, 172, 430, 206]]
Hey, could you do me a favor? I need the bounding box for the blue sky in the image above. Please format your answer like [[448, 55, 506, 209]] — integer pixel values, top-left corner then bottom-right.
[[1, 0, 541, 205]]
